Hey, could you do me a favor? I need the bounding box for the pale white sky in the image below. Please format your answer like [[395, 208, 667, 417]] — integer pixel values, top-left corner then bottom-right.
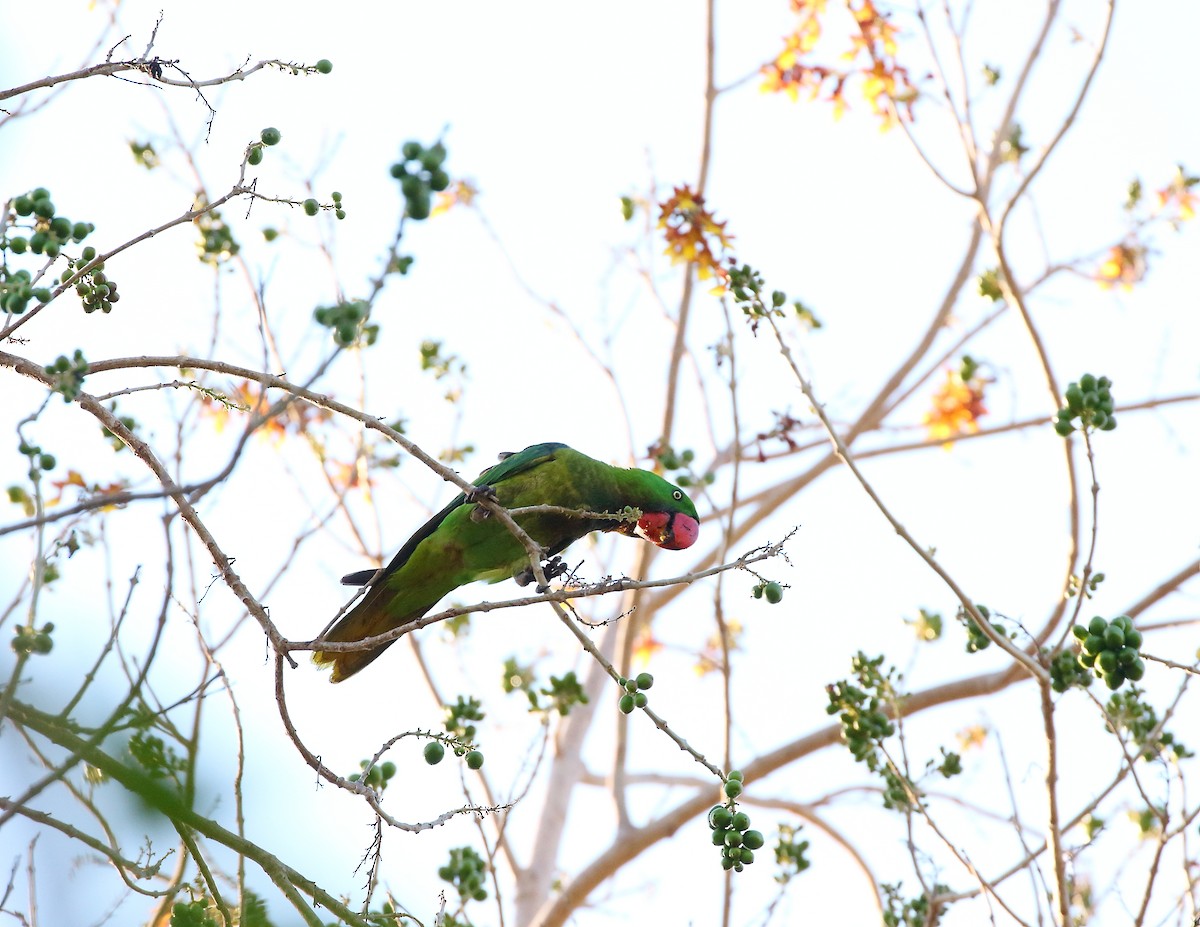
[[2, 1, 1199, 924]]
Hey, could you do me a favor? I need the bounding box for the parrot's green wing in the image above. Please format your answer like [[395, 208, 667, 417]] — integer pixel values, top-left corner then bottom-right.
[[339, 442, 567, 588]]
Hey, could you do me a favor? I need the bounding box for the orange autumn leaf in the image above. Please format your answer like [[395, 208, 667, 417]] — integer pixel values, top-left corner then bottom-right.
[[1155, 166, 1198, 224], [47, 470, 129, 509], [201, 380, 329, 441], [658, 185, 733, 287], [1095, 243, 1146, 291], [924, 367, 988, 445], [433, 179, 478, 217], [763, 0, 915, 128]]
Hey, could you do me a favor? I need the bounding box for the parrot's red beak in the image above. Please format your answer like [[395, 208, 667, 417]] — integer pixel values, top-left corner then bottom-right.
[[636, 512, 699, 550]]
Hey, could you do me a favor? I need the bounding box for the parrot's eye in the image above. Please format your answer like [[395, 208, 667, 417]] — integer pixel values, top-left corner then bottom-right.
[[672, 490, 682, 500]]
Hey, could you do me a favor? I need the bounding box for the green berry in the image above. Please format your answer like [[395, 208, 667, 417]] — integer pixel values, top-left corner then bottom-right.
[[1054, 420, 1074, 437], [752, 584, 764, 599], [721, 857, 734, 871], [13, 196, 33, 216], [303, 198, 319, 216], [407, 191, 431, 220], [33, 199, 55, 219], [1103, 625, 1125, 650], [72, 222, 90, 242], [1082, 634, 1105, 656], [248, 146, 264, 166], [1116, 646, 1138, 667], [708, 805, 732, 829], [424, 741, 445, 765], [81, 246, 96, 262], [724, 779, 743, 799], [1088, 616, 1107, 636], [635, 672, 654, 690], [633, 692, 648, 708], [49, 217, 71, 238], [764, 582, 784, 604], [8, 236, 27, 254], [618, 694, 635, 714], [380, 761, 396, 779], [731, 811, 750, 831], [1071, 624, 1089, 641], [1096, 650, 1117, 674], [1126, 657, 1146, 681], [260, 127, 282, 146], [742, 829, 765, 850], [331, 191, 342, 202], [712, 828, 729, 846], [624, 678, 638, 693], [429, 169, 451, 192], [465, 750, 484, 769], [739, 848, 755, 865], [724, 830, 743, 847], [1104, 669, 1125, 690], [1124, 628, 1143, 649], [401, 141, 423, 160], [727, 770, 744, 781], [32, 288, 52, 303], [315, 59, 333, 74], [389, 162, 407, 179], [1079, 373, 1096, 393]]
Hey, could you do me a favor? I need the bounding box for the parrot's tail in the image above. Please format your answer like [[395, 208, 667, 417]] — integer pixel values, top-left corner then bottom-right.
[[313, 593, 432, 683]]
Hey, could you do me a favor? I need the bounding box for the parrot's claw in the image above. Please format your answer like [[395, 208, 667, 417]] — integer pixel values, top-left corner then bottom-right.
[[467, 484, 498, 522], [515, 555, 568, 591]]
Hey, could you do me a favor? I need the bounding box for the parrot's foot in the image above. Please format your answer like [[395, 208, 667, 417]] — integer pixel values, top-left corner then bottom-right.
[[515, 555, 569, 591], [467, 484, 498, 522]]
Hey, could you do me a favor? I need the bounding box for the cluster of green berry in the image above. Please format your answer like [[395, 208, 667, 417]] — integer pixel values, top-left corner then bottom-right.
[[1105, 687, 1191, 762], [2, 188, 100, 315], [825, 653, 897, 768], [423, 738, 484, 769], [5, 188, 94, 260], [615, 672, 654, 714], [11, 621, 54, 656], [1048, 647, 1092, 693], [1, 267, 39, 315], [248, 126, 283, 167], [1073, 615, 1144, 690], [17, 439, 56, 475], [62, 248, 119, 312], [725, 262, 821, 331], [444, 694, 484, 740], [302, 192, 344, 220], [1055, 374, 1116, 435], [751, 580, 784, 603], [707, 772, 765, 872], [655, 444, 715, 488], [44, 350, 88, 401], [438, 846, 489, 903], [348, 758, 397, 792], [390, 140, 450, 221], [959, 603, 1011, 653], [195, 208, 239, 264], [313, 299, 376, 348], [882, 881, 951, 927]]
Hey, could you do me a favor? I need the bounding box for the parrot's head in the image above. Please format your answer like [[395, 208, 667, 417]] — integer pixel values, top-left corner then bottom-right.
[[627, 476, 699, 550], [635, 509, 700, 550]]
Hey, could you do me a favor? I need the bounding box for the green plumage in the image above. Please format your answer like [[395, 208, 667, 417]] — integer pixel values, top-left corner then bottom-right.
[[314, 442, 699, 681]]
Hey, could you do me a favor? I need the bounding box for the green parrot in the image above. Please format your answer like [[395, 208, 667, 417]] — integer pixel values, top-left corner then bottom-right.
[[314, 442, 700, 681]]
